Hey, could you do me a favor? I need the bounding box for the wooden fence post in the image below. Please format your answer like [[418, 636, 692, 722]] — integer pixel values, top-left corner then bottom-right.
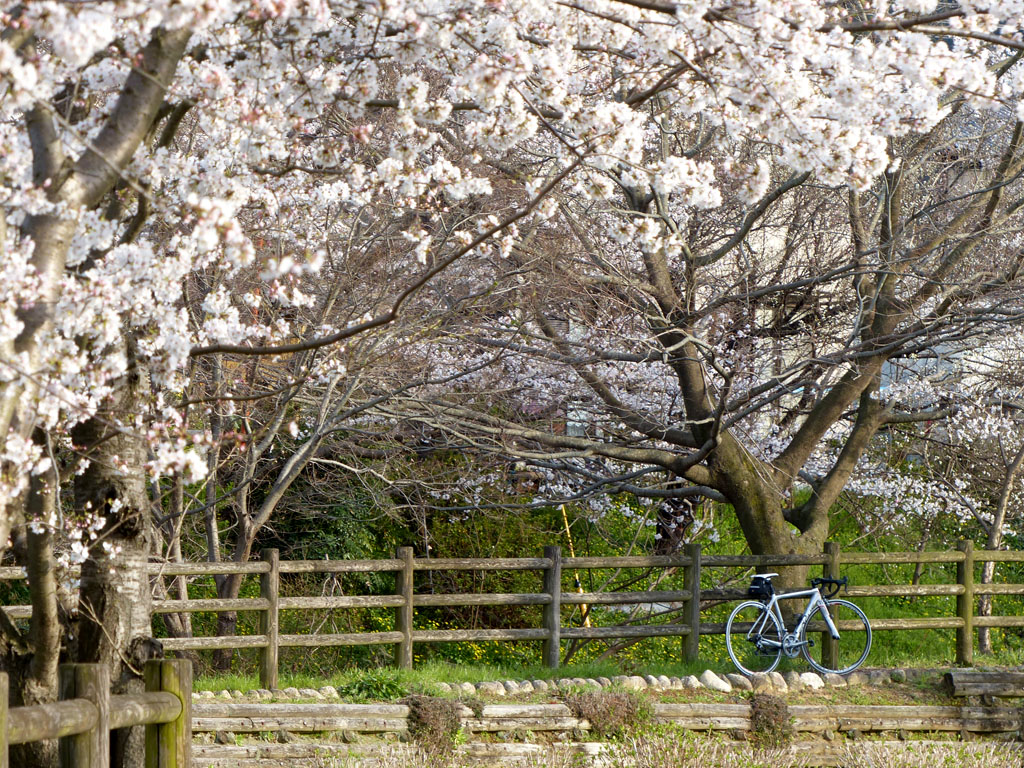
[[543, 546, 562, 669], [59, 663, 109, 768], [259, 548, 280, 689], [145, 658, 192, 768], [822, 542, 841, 671], [682, 542, 701, 662], [394, 547, 414, 670], [956, 539, 975, 667], [0, 671, 8, 768]]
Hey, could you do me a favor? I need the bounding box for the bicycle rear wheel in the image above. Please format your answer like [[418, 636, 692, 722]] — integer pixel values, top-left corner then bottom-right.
[[800, 598, 871, 675], [726, 601, 783, 675]]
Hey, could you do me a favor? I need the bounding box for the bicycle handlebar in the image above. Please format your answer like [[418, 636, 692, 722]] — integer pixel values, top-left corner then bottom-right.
[[810, 576, 848, 598]]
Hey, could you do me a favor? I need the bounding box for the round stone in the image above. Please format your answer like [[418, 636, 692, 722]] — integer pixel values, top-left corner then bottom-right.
[[799, 672, 825, 690], [749, 673, 771, 691], [698, 670, 731, 693], [726, 673, 753, 691]]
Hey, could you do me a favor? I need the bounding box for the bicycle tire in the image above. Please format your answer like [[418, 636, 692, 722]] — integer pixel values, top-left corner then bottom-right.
[[725, 600, 783, 676], [800, 598, 871, 675]]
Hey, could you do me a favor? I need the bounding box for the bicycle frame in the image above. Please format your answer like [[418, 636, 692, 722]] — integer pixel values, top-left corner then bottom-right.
[[751, 587, 840, 652]]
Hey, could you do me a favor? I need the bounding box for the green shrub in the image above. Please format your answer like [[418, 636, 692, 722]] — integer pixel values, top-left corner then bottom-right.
[[335, 668, 407, 701]]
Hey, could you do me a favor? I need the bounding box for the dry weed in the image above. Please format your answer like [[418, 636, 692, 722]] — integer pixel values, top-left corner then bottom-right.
[[563, 690, 650, 738], [315, 734, 1023, 768], [836, 741, 1022, 768]]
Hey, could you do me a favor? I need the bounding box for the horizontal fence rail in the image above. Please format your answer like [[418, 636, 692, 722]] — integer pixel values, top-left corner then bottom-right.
[[0, 659, 190, 768], [0, 542, 1021, 687], [187, 699, 1024, 737]]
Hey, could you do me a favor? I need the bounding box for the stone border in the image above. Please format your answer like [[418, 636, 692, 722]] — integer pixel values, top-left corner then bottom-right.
[[191, 667, 928, 702]]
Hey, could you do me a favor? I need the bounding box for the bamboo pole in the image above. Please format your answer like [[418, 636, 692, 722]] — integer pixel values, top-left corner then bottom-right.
[[560, 505, 589, 627]]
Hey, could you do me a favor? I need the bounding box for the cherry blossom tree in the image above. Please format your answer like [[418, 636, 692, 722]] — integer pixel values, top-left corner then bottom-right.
[[378, 4, 1024, 591], [398, 96, 1024, 584], [891, 332, 1024, 655], [2, 2, 1024, 764]]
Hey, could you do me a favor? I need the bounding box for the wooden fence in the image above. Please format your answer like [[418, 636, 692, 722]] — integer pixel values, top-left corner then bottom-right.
[[2, 541, 1023, 689], [0, 658, 190, 768]]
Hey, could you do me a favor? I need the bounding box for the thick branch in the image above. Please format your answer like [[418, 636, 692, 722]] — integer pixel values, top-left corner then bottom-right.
[[65, 28, 192, 208], [772, 357, 884, 482], [397, 401, 714, 486]]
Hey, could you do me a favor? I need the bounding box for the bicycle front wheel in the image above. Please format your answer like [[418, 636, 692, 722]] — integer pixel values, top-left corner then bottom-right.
[[800, 598, 871, 675], [726, 601, 783, 676]]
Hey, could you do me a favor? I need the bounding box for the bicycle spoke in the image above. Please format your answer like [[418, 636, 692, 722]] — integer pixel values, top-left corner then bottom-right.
[[726, 601, 783, 675], [800, 599, 872, 675]]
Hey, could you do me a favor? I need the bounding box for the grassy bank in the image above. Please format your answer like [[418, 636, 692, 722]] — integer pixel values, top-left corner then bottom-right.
[[193, 658, 960, 703]]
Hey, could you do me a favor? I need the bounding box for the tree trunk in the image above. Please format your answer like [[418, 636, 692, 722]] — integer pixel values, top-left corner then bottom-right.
[[72, 356, 157, 768], [978, 443, 1024, 654], [212, 604, 239, 672], [212, 537, 254, 671], [5, 466, 63, 768], [155, 474, 196, 658], [911, 515, 936, 591], [211, 508, 251, 671], [977, 558, 997, 655], [711, 438, 826, 597]]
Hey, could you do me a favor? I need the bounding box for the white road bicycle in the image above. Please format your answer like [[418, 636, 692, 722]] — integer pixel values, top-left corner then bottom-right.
[[725, 573, 872, 676]]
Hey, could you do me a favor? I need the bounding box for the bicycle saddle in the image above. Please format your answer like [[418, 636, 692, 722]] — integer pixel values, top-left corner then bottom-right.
[[754, 572, 778, 579]]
